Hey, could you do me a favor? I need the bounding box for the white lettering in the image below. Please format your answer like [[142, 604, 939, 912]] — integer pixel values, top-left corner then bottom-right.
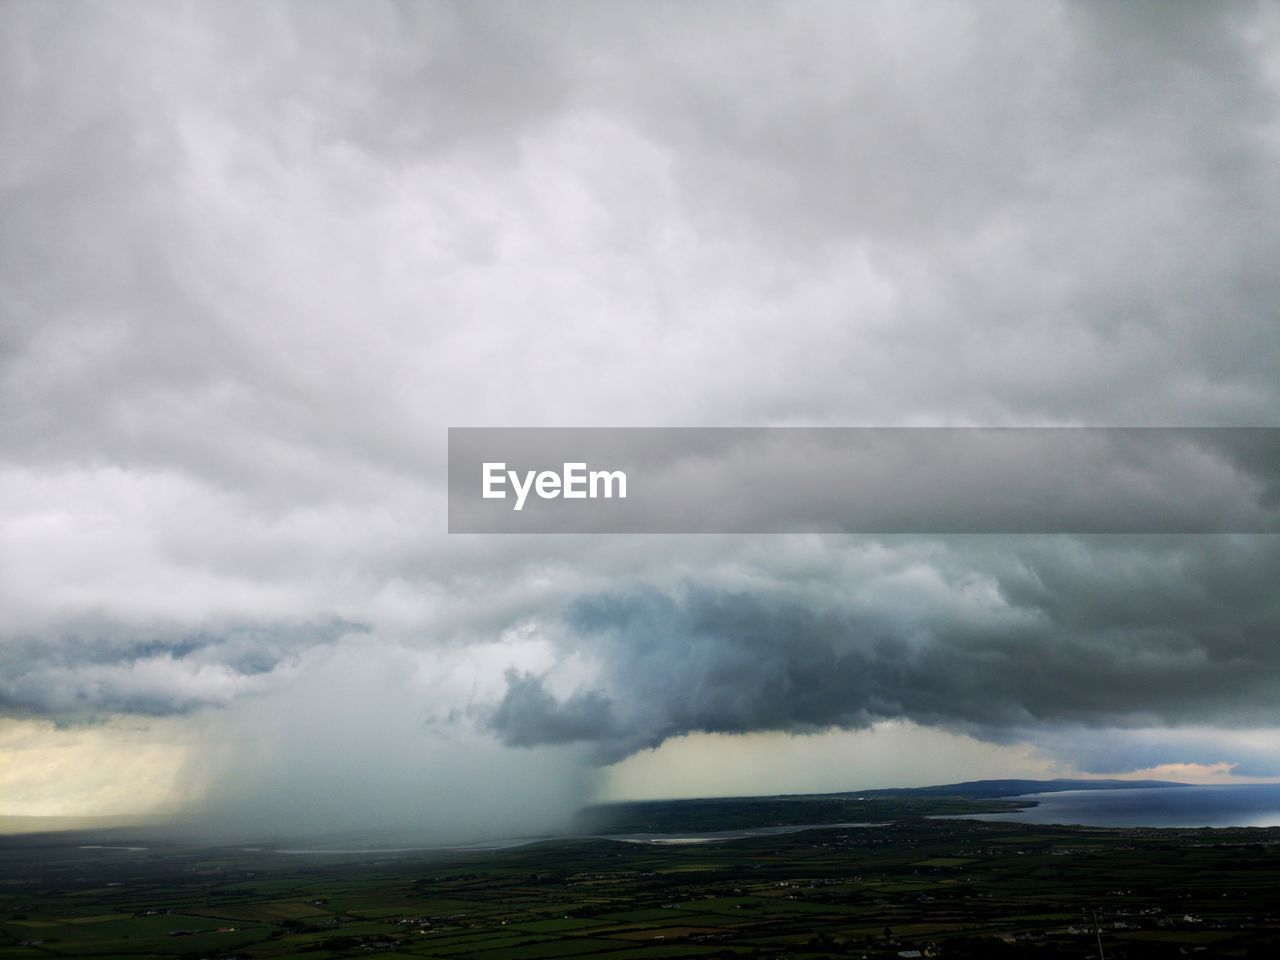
[[482, 462, 506, 499], [535, 470, 561, 499], [562, 462, 587, 498], [510, 469, 536, 512], [484, 463, 626, 510], [590, 469, 627, 499]]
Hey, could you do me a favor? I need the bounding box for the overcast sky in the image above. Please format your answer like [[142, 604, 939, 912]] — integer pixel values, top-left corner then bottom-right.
[[2, 0, 1279, 838]]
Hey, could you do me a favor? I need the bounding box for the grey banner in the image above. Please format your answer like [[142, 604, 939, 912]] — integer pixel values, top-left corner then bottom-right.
[[448, 427, 1280, 534]]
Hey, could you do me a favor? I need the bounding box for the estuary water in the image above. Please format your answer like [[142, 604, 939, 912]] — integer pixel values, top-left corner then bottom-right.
[[277, 821, 882, 854], [602, 821, 877, 845], [960, 783, 1280, 828]]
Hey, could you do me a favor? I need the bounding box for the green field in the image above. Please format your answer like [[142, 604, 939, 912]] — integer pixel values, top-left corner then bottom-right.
[[2, 811, 1278, 959]]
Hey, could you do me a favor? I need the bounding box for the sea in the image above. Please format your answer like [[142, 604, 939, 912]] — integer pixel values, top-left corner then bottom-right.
[[959, 783, 1280, 828]]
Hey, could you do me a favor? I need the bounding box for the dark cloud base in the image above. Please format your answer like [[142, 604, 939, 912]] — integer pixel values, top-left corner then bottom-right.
[[491, 536, 1280, 766]]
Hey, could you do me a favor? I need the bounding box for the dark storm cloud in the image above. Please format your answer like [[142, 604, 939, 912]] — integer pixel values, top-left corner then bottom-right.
[[490, 536, 1280, 763], [1, 0, 1279, 793], [489, 670, 618, 747], [0, 620, 358, 718]]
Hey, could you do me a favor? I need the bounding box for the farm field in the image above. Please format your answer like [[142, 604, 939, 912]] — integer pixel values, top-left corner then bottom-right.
[[2, 811, 1278, 959]]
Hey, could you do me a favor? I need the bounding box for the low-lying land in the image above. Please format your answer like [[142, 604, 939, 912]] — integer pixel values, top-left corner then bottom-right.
[[2, 798, 1277, 959]]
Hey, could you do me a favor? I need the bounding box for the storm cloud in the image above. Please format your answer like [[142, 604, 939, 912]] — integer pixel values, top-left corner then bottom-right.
[[3, 0, 1280, 826], [490, 535, 1280, 763]]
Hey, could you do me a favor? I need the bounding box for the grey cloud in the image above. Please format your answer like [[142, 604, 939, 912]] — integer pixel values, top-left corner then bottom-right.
[[1030, 726, 1280, 780], [0, 620, 358, 718], [489, 670, 618, 747], [4, 0, 1279, 489], [1, 0, 1279, 810], [491, 536, 1280, 763]]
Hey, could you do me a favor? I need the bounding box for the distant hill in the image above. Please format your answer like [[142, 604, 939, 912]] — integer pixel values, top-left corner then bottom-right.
[[846, 778, 1190, 799], [577, 778, 1192, 834]]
